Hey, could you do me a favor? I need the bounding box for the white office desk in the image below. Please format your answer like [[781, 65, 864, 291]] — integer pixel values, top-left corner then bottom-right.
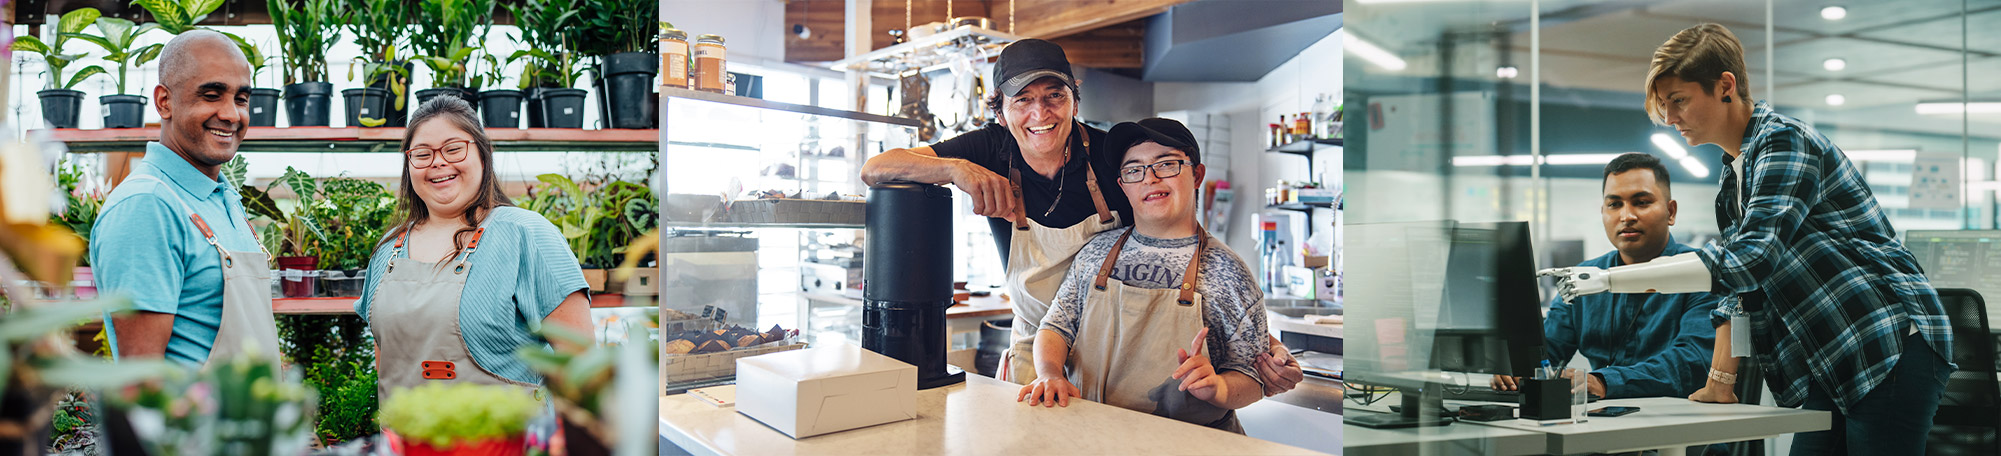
[[661, 373, 1327, 455], [1343, 409, 1547, 455], [1347, 392, 1829, 456]]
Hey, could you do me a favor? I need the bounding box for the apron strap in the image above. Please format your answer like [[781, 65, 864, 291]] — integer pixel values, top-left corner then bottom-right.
[[1007, 120, 1112, 230], [392, 225, 488, 274], [1092, 229, 1135, 291], [124, 174, 237, 265], [1089, 227, 1209, 306]]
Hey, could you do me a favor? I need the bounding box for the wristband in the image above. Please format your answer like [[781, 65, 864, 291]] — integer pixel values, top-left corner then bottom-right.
[[1708, 368, 1737, 385]]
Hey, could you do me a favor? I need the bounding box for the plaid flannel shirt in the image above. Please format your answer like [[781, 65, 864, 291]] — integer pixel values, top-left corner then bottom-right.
[[1696, 100, 1954, 413]]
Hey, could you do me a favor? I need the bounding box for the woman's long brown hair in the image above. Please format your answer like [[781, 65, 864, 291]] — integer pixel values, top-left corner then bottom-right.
[[376, 96, 514, 261]]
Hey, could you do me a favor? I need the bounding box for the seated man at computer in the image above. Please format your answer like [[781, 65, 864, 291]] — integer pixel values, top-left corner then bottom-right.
[[1015, 118, 1271, 434], [1493, 153, 1722, 399]]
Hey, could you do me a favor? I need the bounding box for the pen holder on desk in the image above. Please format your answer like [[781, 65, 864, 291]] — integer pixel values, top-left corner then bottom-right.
[[1518, 378, 1573, 421]]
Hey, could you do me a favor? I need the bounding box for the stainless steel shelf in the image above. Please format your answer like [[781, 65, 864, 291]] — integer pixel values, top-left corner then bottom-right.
[[662, 87, 922, 127]]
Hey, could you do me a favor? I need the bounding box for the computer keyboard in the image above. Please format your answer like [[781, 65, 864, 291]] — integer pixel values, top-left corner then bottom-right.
[[1441, 387, 1521, 403]]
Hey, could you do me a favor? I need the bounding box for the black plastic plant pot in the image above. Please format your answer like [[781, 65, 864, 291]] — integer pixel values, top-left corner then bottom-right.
[[366, 60, 414, 127], [283, 82, 335, 127], [248, 88, 281, 127], [415, 87, 479, 111], [36, 89, 84, 129], [600, 52, 659, 129], [341, 87, 392, 128], [538, 88, 588, 129], [478, 89, 524, 129], [524, 87, 547, 128], [100, 94, 147, 129]]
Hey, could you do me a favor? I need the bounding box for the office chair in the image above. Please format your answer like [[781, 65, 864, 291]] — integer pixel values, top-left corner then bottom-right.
[[1930, 288, 1998, 456]]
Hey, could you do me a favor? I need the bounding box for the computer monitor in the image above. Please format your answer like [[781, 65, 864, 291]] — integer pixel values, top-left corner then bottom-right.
[[1344, 221, 1546, 428], [1907, 230, 2001, 320]]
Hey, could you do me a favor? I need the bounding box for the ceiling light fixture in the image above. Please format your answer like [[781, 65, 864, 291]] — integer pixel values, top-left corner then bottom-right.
[[1496, 66, 1519, 79], [1915, 101, 2001, 115], [1651, 133, 1690, 159], [1826, 94, 1846, 106], [1343, 29, 1407, 72], [1822, 6, 1847, 20], [1823, 58, 1846, 71], [1451, 153, 1628, 167], [1679, 157, 1710, 178]]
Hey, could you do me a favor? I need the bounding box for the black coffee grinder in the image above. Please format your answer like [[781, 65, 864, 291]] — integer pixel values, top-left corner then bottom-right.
[[863, 182, 967, 389]]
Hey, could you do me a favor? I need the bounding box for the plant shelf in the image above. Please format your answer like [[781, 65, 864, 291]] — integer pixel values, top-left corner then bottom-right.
[[40, 127, 659, 153], [274, 293, 640, 315]]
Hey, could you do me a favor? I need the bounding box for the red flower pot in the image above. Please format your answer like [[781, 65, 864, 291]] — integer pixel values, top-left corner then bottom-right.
[[385, 429, 526, 456], [275, 256, 319, 298]]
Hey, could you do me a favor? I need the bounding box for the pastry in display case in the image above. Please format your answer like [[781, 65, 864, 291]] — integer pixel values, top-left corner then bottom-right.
[[660, 86, 920, 393]]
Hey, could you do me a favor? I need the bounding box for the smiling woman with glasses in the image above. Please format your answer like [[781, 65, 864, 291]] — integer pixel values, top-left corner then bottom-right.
[[352, 96, 594, 405]]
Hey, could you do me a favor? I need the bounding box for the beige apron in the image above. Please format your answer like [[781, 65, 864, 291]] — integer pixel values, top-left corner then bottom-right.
[[1070, 228, 1242, 433], [368, 226, 539, 403], [999, 121, 1120, 385], [119, 174, 282, 368]]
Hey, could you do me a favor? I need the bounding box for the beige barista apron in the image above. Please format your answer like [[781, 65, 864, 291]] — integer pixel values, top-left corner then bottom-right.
[[120, 174, 282, 368], [368, 226, 539, 403], [1069, 228, 1241, 433], [998, 120, 1121, 385]]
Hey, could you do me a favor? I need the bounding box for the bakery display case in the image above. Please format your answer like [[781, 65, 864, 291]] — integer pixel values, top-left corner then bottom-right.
[[660, 87, 921, 393]]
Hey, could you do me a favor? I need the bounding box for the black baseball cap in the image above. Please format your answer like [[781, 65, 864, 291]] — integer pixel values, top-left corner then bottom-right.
[[1106, 117, 1201, 166], [994, 39, 1076, 97]]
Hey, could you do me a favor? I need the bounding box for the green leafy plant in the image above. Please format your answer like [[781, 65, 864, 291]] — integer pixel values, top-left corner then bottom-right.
[[96, 340, 317, 455], [294, 341, 377, 445], [575, 0, 655, 57], [224, 33, 276, 86], [516, 318, 655, 448], [240, 166, 328, 257], [0, 295, 185, 456], [50, 156, 105, 265], [130, 0, 226, 35], [45, 389, 97, 454], [267, 0, 349, 85], [505, 0, 583, 89], [68, 17, 163, 95], [378, 382, 540, 449], [345, 0, 414, 125], [412, 0, 497, 90], [301, 177, 395, 271], [9, 8, 106, 91]]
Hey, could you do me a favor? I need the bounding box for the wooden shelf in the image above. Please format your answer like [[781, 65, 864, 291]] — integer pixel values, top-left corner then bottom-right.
[[41, 127, 659, 153], [274, 293, 643, 315]]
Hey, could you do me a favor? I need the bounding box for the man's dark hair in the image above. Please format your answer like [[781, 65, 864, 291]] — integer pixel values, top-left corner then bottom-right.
[[1603, 152, 1673, 195]]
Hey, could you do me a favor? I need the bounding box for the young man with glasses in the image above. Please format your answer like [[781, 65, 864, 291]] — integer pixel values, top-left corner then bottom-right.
[[1016, 118, 1272, 433]]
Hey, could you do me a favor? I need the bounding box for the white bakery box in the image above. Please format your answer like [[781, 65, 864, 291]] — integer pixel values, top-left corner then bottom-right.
[[734, 343, 918, 438]]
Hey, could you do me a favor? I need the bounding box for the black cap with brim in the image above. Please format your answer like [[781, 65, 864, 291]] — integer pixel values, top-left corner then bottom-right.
[[994, 39, 1077, 96], [1107, 117, 1201, 166]]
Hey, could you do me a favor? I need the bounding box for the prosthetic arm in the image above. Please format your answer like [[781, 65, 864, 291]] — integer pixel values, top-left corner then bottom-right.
[[1536, 252, 1714, 302]]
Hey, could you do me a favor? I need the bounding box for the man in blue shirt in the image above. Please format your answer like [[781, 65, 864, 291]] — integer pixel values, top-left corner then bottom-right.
[[1496, 153, 1721, 399], [92, 30, 278, 366]]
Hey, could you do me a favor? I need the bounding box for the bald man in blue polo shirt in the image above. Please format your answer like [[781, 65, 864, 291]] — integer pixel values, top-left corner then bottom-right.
[[92, 30, 282, 367]]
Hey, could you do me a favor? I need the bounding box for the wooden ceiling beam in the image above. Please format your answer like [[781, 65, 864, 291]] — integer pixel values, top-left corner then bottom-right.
[[1008, 0, 1189, 40]]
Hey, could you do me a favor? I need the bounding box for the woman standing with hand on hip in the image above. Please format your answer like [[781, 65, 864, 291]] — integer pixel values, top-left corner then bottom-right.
[[356, 97, 594, 403]]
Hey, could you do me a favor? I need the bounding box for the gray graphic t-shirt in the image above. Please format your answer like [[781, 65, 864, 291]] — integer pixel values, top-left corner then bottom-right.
[[1042, 227, 1270, 387]]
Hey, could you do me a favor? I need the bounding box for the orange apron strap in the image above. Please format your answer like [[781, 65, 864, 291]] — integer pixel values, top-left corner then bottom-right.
[[1092, 230, 1134, 290], [1077, 120, 1114, 224], [1178, 229, 1210, 306]]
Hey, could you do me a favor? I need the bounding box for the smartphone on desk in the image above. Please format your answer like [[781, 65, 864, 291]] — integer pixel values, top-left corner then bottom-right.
[[1588, 406, 1640, 417]]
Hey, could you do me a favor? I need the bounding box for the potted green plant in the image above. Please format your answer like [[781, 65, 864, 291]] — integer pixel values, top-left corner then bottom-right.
[[228, 35, 284, 127], [50, 156, 104, 300], [473, 50, 523, 128], [239, 164, 329, 297], [344, 0, 415, 128], [69, 17, 162, 129], [9, 8, 105, 129], [507, 0, 587, 129], [268, 0, 349, 127], [412, 0, 497, 108], [378, 383, 540, 455], [523, 173, 609, 290], [517, 319, 655, 456], [301, 176, 394, 297], [577, 0, 657, 129]]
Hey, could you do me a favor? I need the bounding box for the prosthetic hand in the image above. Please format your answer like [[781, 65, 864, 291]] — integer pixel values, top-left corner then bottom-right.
[[1537, 253, 1713, 302]]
